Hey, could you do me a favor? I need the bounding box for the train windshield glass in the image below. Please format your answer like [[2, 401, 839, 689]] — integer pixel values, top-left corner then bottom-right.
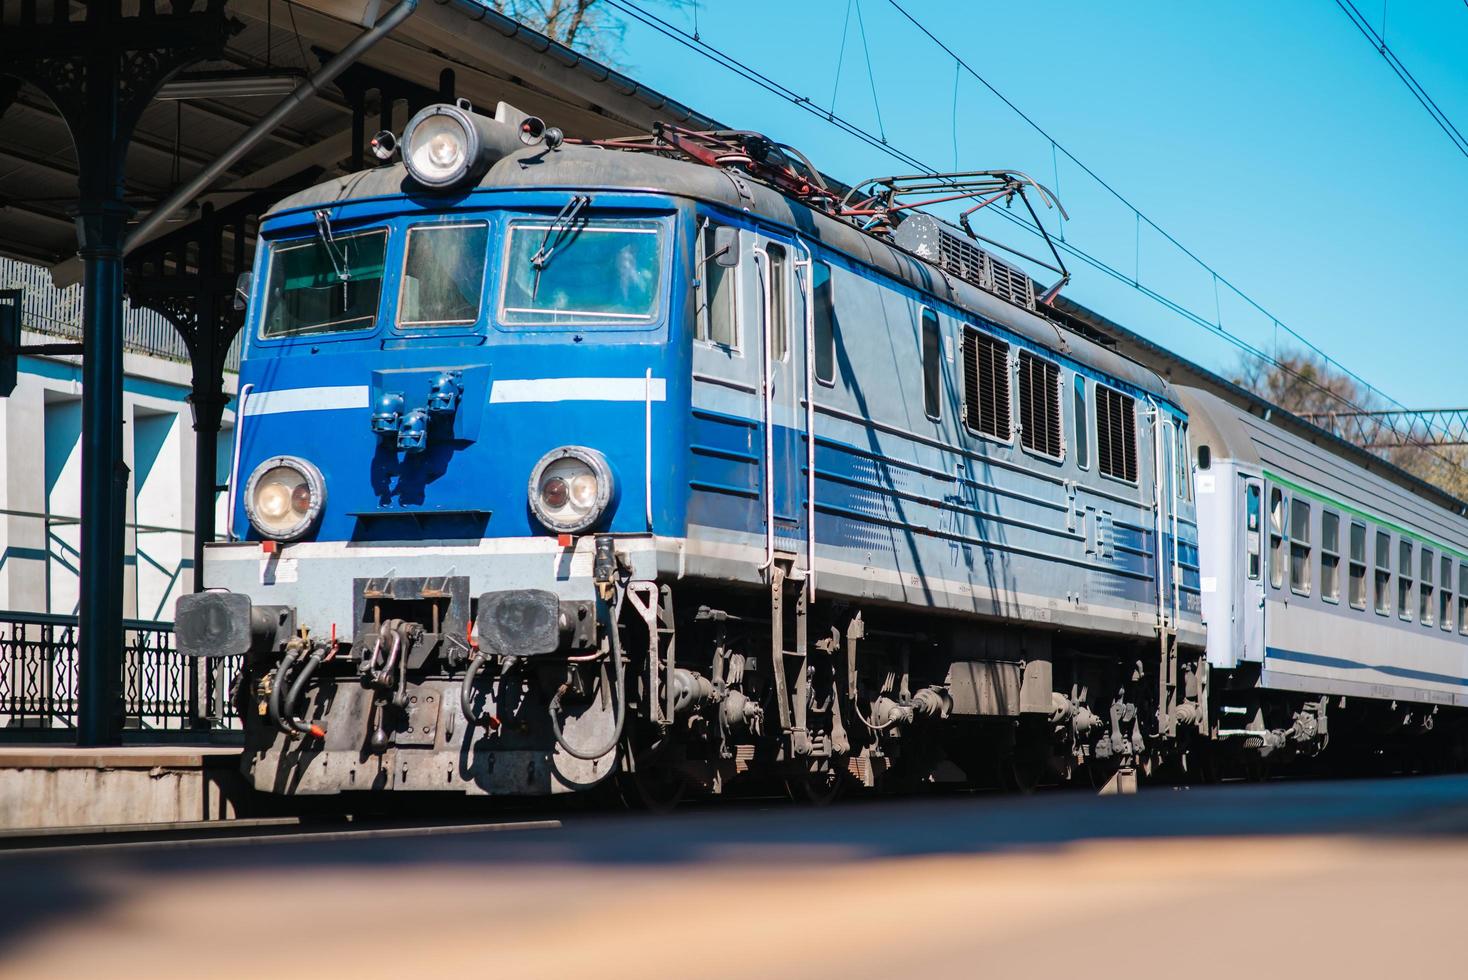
[[399, 221, 489, 326], [500, 218, 663, 326], [261, 228, 387, 338]]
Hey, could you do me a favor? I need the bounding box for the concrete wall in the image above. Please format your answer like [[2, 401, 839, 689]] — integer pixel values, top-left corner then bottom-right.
[[0, 331, 237, 621]]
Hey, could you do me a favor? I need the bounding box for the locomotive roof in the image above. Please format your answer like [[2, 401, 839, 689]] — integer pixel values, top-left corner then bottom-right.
[[266, 144, 1179, 405]]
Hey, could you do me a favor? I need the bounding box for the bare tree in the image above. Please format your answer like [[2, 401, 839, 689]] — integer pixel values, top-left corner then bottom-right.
[[1234, 350, 1468, 499], [488, 1, 627, 61]]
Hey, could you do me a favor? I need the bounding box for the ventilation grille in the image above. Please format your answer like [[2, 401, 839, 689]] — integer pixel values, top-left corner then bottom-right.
[[962, 328, 1011, 439], [894, 213, 1037, 311], [1018, 352, 1062, 457], [1096, 386, 1138, 482]]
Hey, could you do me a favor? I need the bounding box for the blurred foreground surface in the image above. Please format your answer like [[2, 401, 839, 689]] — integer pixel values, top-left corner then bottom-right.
[[4, 775, 1468, 979]]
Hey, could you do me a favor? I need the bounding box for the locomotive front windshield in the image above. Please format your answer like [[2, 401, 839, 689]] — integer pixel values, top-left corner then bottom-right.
[[261, 228, 387, 337], [500, 218, 663, 325], [400, 221, 489, 326]]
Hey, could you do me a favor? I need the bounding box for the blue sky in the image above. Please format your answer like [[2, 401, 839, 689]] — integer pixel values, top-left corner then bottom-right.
[[606, 0, 1468, 407]]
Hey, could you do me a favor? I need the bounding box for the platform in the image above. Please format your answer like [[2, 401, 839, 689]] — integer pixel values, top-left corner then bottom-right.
[[0, 745, 251, 830]]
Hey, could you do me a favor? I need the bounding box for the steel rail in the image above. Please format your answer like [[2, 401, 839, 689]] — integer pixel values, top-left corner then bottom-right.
[[0, 815, 562, 858]]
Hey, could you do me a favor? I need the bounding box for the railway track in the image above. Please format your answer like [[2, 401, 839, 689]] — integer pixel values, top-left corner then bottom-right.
[[0, 813, 564, 857]]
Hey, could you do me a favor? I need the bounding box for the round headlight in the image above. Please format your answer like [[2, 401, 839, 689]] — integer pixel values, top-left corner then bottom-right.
[[402, 105, 475, 188], [244, 455, 325, 541], [528, 447, 613, 534]]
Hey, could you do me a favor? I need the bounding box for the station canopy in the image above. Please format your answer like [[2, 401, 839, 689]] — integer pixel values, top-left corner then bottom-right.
[[0, 0, 720, 281]]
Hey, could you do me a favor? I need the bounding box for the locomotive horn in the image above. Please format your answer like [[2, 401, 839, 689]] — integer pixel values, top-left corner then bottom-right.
[[519, 116, 547, 145]]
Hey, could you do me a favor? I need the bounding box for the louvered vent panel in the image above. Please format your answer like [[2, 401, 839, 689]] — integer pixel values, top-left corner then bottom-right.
[[893, 214, 1037, 311], [937, 232, 989, 290], [989, 256, 1036, 309], [1018, 352, 1062, 458], [1096, 386, 1138, 482], [962, 328, 1011, 439]]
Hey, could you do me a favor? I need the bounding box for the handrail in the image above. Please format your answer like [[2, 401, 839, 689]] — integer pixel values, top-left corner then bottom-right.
[[752, 246, 774, 573], [226, 382, 253, 540], [795, 239, 816, 598]]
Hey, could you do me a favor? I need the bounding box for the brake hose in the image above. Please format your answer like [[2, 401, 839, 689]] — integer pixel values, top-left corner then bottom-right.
[[268, 643, 306, 734], [548, 579, 628, 761], [459, 649, 503, 730], [281, 646, 328, 738]]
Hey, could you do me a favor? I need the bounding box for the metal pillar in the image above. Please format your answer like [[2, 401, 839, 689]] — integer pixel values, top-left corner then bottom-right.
[[0, 0, 235, 744]]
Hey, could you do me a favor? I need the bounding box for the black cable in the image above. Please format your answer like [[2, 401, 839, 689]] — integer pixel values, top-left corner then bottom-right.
[[608, 0, 1462, 464], [1334, 0, 1468, 159], [882, 0, 1445, 429]]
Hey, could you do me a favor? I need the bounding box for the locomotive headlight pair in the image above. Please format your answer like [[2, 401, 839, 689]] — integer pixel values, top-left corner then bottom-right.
[[528, 447, 613, 535], [244, 456, 325, 541]]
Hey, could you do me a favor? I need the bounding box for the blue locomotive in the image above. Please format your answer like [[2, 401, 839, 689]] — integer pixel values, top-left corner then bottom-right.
[[175, 97, 1464, 801]]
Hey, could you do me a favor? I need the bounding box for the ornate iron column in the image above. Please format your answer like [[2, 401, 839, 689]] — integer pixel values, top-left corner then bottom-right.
[[0, 0, 234, 744]]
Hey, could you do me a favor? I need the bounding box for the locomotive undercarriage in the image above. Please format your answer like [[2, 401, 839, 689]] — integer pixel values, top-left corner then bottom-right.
[[217, 547, 1462, 800]]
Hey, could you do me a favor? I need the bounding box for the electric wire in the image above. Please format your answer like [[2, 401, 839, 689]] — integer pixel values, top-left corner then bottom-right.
[[881, 0, 1452, 440], [605, 0, 1460, 469], [1333, 0, 1468, 160]]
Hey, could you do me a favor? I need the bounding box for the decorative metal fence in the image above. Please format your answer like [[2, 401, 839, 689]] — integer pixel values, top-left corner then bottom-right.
[[0, 256, 241, 371], [0, 611, 241, 734]]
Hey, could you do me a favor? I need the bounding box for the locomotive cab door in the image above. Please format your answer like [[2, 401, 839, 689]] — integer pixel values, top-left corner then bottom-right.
[[753, 233, 809, 569]]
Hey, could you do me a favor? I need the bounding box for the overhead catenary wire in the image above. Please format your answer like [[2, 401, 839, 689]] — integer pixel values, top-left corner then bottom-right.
[[604, 0, 1460, 469], [881, 0, 1452, 441], [1333, 0, 1468, 160]]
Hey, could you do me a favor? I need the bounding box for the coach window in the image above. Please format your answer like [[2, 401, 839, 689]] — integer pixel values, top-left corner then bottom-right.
[[1245, 483, 1261, 580], [1459, 562, 1468, 635], [398, 222, 488, 327], [1073, 375, 1090, 469], [1289, 498, 1312, 596], [1375, 530, 1392, 615], [1440, 555, 1453, 632], [766, 243, 789, 362], [1348, 521, 1367, 610], [1320, 510, 1340, 603], [813, 262, 836, 385], [697, 221, 737, 347], [1268, 488, 1286, 590], [1420, 547, 1435, 627], [1399, 539, 1414, 622]]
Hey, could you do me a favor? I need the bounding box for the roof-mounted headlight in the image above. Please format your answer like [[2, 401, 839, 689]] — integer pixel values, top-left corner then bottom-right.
[[528, 447, 613, 535], [244, 455, 325, 541], [402, 100, 527, 190]]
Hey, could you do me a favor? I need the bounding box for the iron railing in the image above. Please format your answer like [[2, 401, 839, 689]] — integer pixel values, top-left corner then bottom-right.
[[0, 611, 240, 734], [0, 256, 242, 372]]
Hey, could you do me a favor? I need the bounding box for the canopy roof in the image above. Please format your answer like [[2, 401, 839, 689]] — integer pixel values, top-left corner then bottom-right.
[[0, 0, 719, 282]]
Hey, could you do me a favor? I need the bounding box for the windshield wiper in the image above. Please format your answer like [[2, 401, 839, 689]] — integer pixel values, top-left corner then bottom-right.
[[528, 195, 590, 298], [314, 208, 352, 305]]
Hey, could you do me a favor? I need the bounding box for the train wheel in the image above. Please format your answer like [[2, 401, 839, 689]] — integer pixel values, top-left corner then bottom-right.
[[1007, 718, 1052, 794], [617, 765, 690, 812], [785, 761, 845, 806]]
